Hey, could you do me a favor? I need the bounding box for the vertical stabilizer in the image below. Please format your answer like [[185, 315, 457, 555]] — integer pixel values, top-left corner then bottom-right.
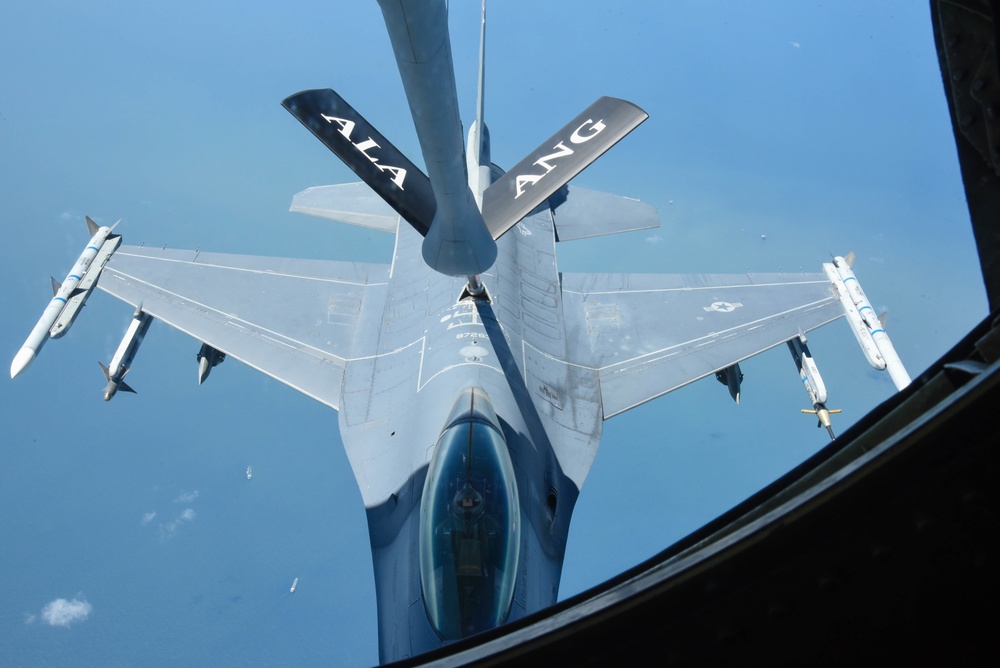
[[376, 0, 497, 276], [467, 0, 491, 206]]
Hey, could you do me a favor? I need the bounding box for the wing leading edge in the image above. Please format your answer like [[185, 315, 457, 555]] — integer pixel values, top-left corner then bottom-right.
[[97, 246, 389, 410], [561, 271, 843, 418]]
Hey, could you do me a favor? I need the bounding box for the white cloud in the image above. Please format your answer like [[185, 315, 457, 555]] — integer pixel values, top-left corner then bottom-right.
[[790, 41, 801, 48], [174, 490, 199, 503], [141, 511, 157, 525], [24, 613, 37, 625], [160, 507, 197, 541], [645, 234, 664, 244], [40, 597, 92, 627]]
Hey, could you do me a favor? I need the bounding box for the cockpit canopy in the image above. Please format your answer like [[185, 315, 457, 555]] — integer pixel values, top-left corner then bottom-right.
[[418, 387, 521, 640]]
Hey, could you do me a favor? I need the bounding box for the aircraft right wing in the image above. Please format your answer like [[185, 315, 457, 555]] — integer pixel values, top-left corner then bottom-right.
[[561, 271, 844, 418], [96, 246, 389, 410]]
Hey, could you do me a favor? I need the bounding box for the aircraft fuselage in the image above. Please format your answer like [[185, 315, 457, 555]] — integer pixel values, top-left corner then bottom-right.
[[339, 203, 601, 659]]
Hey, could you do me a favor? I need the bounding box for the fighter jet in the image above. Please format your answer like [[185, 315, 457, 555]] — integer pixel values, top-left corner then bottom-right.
[[11, 0, 908, 662]]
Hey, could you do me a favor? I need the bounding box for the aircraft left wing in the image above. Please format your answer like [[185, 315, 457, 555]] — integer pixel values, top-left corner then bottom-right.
[[96, 246, 389, 410], [561, 271, 843, 418]]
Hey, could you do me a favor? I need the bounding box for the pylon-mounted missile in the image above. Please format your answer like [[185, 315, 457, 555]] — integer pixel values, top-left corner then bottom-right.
[[823, 254, 911, 391], [196, 343, 226, 384], [100, 304, 153, 401], [10, 217, 121, 378], [787, 333, 841, 438]]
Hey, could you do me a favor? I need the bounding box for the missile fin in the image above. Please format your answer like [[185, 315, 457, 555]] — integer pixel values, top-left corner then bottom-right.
[[119, 380, 137, 394], [50, 277, 60, 296], [86, 216, 100, 236], [99, 361, 111, 382]]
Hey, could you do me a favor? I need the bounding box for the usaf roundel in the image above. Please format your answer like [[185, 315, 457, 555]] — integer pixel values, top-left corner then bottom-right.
[[704, 301, 743, 313]]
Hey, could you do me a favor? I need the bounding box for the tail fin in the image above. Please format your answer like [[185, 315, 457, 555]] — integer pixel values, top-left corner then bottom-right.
[[466, 0, 491, 204], [481, 96, 648, 239], [282, 89, 436, 236]]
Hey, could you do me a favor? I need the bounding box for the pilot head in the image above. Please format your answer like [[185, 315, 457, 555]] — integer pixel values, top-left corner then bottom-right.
[[453, 482, 484, 518]]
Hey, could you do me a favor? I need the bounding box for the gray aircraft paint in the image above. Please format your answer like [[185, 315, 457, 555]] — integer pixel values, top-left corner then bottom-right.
[[12, 0, 902, 663]]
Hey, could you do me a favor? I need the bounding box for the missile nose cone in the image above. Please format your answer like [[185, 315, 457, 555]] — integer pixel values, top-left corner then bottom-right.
[[10, 348, 35, 378], [198, 356, 210, 384]]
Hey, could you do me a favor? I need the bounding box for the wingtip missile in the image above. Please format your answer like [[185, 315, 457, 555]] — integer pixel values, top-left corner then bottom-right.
[[10, 348, 35, 379], [11, 217, 121, 375], [825, 255, 910, 390]]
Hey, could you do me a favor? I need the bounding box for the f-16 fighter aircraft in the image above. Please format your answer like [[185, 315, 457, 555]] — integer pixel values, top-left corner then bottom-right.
[[10, 0, 909, 662]]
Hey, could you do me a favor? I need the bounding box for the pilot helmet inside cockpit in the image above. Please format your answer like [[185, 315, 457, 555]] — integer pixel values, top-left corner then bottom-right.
[[453, 481, 484, 519]]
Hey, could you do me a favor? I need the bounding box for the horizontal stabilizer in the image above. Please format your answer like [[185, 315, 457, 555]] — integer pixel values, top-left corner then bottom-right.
[[549, 186, 659, 241], [282, 89, 435, 236], [482, 96, 648, 239], [290, 184, 400, 232]]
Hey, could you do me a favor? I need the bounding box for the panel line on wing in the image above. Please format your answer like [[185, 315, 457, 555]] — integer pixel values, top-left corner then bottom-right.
[[562, 278, 831, 297], [103, 268, 351, 363], [597, 297, 838, 371], [115, 251, 387, 287], [522, 340, 599, 372], [602, 316, 848, 418]]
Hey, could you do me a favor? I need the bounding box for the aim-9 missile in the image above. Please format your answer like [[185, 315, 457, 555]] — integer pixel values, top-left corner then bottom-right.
[[100, 304, 153, 401], [823, 254, 911, 391], [196, 343, 226, 384], [10, 217, 121, 379], [787, 333, 841, 438]]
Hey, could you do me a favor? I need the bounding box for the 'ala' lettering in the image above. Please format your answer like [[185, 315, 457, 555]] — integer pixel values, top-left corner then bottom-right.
[[321, 114, 355, 139], [320, 114, 407, 189]]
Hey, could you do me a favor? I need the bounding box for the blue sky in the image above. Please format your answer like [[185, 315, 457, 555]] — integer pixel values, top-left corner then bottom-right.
[[0, 2, 986, 666]]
